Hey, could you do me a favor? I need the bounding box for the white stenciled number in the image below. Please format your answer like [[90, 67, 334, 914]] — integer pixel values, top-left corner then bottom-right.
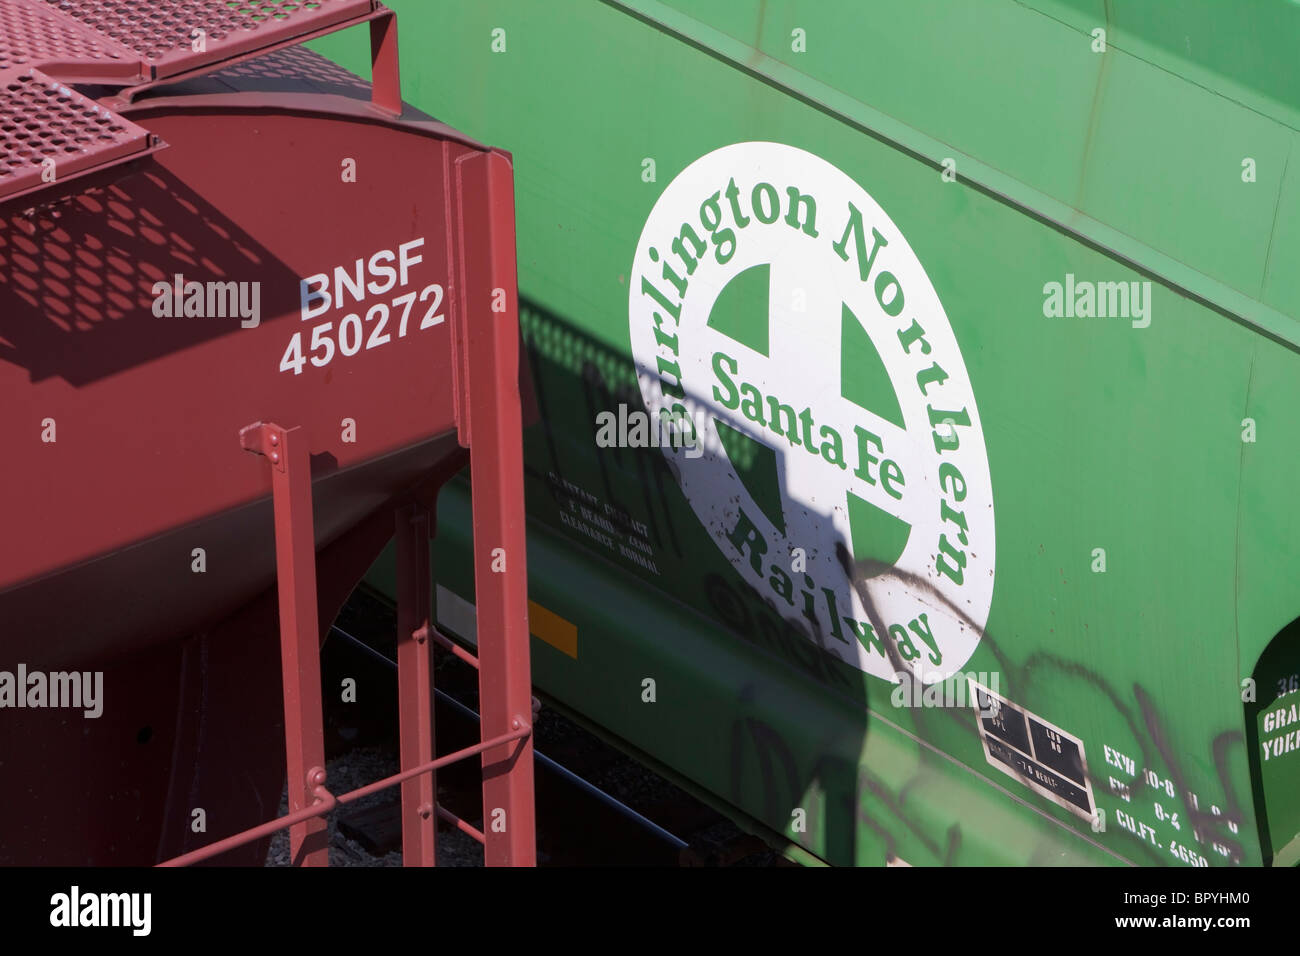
[[309, 323, 335, 367], [339, 313, 363, 357], [393, 290, 416, 337], [279, 282, 446, 375], [419, 283, 445, 329], [279, 332, 306, 376], [365, 302, 391, 349]]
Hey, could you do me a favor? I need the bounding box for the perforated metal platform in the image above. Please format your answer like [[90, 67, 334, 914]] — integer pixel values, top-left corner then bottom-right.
[[0, 0, 375, 84], [0, 64, 152, 204], [0, 0, 390, 204], [0, 0, 139, 81]]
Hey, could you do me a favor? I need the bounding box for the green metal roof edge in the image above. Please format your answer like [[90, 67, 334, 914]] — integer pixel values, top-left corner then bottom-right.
[[605, 0, 1300, 355], [1023, 0, 1300, 136]]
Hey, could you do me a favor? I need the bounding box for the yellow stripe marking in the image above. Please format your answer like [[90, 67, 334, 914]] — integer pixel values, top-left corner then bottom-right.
[[529, 600, 577, 658]]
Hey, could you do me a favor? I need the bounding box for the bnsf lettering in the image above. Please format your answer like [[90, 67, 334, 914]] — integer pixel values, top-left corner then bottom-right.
[[281, 237, 442, 376], [300, 238, 426, 321]]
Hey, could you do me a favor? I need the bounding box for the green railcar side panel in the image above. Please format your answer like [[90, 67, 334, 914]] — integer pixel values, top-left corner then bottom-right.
[[315, 0, 1300, 865]]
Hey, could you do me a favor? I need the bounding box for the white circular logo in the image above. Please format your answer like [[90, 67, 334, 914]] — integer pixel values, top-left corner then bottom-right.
[[629, 142, 995, 683]]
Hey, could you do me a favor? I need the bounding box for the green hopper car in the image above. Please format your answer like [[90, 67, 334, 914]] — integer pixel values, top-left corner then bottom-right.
[[315, 0, 1300, 866]]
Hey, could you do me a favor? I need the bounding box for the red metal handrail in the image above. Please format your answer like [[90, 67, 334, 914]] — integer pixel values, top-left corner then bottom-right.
[[158, 723, 530, 867], [414, 623, 481, 670]]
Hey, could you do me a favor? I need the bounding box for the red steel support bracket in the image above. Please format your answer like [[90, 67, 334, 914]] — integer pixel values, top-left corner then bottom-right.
[[454, 148, 537, 867], [239, 421, 330, 867], [102, 4, 402, 116], [395, 503, 436, 866], [368, 7, 402, 117]]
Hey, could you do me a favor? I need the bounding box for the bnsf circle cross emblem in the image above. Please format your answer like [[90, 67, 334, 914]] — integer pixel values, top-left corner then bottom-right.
[[628, 142, 995, 683]]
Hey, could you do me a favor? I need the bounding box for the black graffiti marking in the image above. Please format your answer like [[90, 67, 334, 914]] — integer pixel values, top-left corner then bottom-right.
[[720, 537, 1247, 864], [729, 715, 803, 825], [704, 574, 855, 691], [834, 543, 1247, 864], [727, 713, 962, 865]]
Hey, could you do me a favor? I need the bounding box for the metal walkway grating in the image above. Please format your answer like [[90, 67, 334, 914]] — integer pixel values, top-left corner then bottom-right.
[[0, 0, 138, 80], [0, 64, 150, 203], [0, 0, 398, 207], [0, 0, 375, 84]]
